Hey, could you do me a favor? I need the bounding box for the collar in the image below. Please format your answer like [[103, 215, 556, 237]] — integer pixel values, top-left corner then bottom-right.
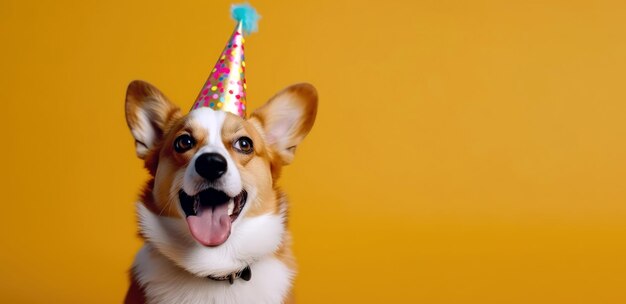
[[207, 266, 252, 284]]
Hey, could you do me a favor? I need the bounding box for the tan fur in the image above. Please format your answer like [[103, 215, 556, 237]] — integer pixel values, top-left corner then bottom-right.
[[124, 80, 317, 303]]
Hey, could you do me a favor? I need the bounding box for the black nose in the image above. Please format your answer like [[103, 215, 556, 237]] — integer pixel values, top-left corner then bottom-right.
[[195, 153, 227, 180]]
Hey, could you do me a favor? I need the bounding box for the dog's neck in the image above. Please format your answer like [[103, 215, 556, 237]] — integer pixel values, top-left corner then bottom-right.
[[135, 201, 287, 278], [132, 241, 294, 303], [145, 241, 255, 284]]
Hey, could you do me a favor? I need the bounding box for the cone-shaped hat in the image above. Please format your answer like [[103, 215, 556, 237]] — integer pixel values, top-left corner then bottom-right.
[[191, 3, 260, 117]]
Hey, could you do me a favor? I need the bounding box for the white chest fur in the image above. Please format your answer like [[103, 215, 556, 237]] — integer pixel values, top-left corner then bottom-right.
[[133, 245, 293, 304]]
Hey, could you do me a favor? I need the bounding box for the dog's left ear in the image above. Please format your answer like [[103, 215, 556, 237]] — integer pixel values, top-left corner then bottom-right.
[[250, 83, 318, 165]]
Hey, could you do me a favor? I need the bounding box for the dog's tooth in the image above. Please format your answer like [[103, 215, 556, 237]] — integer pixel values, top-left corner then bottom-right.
[[228, 201, 235, 215], [193, 196, 200, 215]]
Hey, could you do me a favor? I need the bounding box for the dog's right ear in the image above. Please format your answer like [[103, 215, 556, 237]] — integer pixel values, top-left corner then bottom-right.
[[125, 80, 181, 159]]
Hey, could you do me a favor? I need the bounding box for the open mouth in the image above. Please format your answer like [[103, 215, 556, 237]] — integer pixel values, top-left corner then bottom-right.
[[179, 188, 247, 247]]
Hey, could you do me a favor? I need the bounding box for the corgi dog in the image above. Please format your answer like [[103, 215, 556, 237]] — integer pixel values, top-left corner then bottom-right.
[[123, 80, 317, 304]]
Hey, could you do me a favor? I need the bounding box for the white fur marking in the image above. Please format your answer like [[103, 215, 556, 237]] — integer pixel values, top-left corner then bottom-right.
[[134, 203, 292, 304], [134, 244, 293, 304], [136, 203, 286, 277]]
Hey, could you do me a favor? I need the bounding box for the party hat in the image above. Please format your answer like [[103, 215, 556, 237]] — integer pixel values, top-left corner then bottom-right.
[[191, 3, 260, 117]]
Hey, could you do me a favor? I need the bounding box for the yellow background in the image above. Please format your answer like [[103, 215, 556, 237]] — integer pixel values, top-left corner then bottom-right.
[[1, 0, 625, 303]]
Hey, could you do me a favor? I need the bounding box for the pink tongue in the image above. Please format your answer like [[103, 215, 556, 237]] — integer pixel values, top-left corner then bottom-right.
[[186, 203, 231, 246]]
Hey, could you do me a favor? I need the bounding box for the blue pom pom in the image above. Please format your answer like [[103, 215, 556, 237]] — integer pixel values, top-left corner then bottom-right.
[[231, 3, 260, 35]]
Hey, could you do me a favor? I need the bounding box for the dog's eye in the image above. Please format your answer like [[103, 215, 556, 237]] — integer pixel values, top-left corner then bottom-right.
[[174, 134, 195, 153], [233, 137, 254, 154]]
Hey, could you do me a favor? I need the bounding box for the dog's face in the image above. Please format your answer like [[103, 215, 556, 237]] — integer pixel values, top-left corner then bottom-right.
[[125, 81, 317, 276]]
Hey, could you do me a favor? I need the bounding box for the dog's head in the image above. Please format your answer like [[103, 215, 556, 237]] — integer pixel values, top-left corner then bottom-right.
[[125, 80, 317, 276]]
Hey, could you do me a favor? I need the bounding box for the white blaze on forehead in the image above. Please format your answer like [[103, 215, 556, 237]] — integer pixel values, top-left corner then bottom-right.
[[181, 108, 242, 197], [188, 108, 226, 146]]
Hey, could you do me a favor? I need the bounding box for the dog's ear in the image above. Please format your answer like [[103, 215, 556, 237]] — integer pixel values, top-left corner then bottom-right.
[[250, 83, 318, 165], [125, 80, 181, 159]]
